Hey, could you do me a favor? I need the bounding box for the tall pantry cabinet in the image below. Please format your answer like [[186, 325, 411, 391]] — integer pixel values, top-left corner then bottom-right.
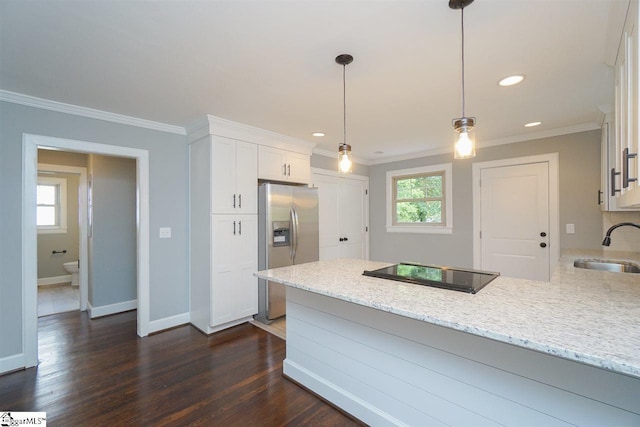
[[190, 134, 259, 334], [188, 115, 315, 334]]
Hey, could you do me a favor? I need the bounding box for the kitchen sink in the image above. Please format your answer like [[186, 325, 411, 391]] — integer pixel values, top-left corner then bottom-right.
[[573, 259, 640, 273]]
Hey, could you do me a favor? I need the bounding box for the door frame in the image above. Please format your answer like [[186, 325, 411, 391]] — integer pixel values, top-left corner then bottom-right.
[[23, 134, 150, 368], [37, 162, 89, 312], [311, 167, 370, 260], [472, 153, 559, 277]]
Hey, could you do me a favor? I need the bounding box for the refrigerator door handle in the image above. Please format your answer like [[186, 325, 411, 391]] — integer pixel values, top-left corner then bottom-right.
[[290, 207, 300, 261]]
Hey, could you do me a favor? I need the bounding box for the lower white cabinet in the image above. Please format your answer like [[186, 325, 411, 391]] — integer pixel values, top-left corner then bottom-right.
[[190, 214, 258, 334]]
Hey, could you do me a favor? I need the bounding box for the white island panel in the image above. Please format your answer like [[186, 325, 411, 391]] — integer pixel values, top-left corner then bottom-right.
[[285, 287, 640, 426]]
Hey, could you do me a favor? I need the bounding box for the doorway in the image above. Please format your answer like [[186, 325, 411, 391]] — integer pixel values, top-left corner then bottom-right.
[[22, 134, 150, 369], [37, 161, 88, 316], [472, 153, 559, 281]]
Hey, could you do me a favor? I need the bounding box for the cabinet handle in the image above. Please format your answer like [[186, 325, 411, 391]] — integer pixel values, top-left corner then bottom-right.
[[239, 220, 242, 235], [283, 164, 287, 176], [623, 148, 637, 188], [597, 190, 603, 205], [233, 194, 236, 208], [287, 164, 291, 176], [233, 221, 236, 235], [611, 168, 621, 194], [238, 194, 241, 209]]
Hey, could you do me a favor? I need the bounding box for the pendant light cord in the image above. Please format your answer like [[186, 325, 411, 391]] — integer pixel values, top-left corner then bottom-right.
[[343, 63, 347, 145], [461, 6, 466, 118]]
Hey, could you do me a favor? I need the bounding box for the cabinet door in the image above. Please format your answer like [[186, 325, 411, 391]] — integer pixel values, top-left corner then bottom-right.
[[235, 142, 258, 214], [211, 137, 237, 214], [313, 172, 368, 261], [235, 215, 258, 318], [210, 215, 237, 326], [338, 178, 367, 259], [314, 174, 341, 260], [286, 151, 311, 184], [258, 146, 286, 181]]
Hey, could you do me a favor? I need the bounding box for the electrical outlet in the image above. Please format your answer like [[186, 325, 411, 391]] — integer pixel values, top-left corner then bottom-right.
[[159, 227, 172, 239], [566, 224, 575, 234]]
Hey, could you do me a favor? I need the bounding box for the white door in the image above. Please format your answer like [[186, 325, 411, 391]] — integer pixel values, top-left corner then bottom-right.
[[480, 162, 550, 281], [338, 178, 367, 259], [313, 171, 368, 260]]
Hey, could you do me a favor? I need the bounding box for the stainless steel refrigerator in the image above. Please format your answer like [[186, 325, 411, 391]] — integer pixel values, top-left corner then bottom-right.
[[256, 183, 319, 323]]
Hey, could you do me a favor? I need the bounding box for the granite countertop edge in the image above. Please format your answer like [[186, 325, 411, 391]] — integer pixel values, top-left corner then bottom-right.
[[255, 249, 640, 379]]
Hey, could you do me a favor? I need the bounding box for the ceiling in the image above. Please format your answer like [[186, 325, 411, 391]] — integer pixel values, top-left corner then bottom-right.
[[0, 0, 622, 163]]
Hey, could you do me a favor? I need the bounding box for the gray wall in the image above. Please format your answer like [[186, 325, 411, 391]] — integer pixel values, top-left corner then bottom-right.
[[36, 172, 80, 279], [0, 101, 189, 361], [311, 153, 370, 176], [89, 154, 137, 307], [369, 130, 602, 266]]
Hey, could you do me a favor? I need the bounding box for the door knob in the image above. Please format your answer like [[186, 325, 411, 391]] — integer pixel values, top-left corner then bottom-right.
[[540, 232, 547, 237], [343, 237, 348, 241], [540, 242, 547, 248], [339, 237, 344, 242]]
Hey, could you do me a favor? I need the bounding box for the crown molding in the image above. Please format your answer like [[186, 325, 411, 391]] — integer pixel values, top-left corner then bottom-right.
[[365, 122, 601, 165], [0, 89, 186, 135], [187, 115, 316, 155]]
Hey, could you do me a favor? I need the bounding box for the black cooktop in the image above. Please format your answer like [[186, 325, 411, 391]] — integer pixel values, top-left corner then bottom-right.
[[362, 262, 499, 294]]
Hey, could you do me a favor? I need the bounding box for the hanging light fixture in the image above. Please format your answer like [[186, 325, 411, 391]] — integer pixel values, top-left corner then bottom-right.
[[450, 0, 476, 159], [336, 54, 354, 173]]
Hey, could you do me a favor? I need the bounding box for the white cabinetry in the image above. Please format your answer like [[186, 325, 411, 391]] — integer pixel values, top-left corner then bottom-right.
[[210, 215, 258, 326], [258, 145, 310, 184], [312, 170, 369, 260], [211, 136, 257, 214], [189, 136, 258, 334], [613, 0, 640, 207]]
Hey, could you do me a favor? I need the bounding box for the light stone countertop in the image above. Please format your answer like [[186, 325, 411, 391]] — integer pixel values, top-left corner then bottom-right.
[[255, 249, 640, 379]]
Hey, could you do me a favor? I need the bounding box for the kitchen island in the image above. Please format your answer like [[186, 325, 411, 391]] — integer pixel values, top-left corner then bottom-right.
[[255, 250, 640, 426]]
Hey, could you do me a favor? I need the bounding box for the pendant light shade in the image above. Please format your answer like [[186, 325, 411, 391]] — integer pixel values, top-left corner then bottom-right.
[[336, 54, 354, 173], [450, 0, 477, 159]]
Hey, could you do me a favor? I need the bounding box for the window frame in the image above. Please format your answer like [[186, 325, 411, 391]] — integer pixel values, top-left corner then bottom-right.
[[386, 163, 453, 234], [37, 176, 68, 234]]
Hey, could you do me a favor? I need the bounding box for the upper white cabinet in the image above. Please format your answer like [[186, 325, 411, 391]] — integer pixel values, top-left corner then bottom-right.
[[258, 145, 311, 184], [211, 136, 258, 214], [614, 0, 640, 207]]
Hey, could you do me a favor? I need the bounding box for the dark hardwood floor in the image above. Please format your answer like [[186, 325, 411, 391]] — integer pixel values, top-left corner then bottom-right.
[[0, 311, 362, 426]]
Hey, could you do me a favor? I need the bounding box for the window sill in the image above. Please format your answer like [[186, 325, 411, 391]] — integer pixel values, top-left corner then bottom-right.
[[38, 227, 68, 235], [386, 226, 452, 235]]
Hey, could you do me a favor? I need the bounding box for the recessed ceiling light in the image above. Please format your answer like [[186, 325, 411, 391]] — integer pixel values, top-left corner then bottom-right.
[[312, 132, 325, 137], [524, 121, 542, 127], [498, 75, 525, 87]]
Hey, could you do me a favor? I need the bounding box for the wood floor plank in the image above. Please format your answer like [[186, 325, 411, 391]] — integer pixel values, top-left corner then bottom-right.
[[0, 311, 363, 426]]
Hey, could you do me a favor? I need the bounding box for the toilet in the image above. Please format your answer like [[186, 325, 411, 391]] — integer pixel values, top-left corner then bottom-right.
[[63, 261, 79, 287]]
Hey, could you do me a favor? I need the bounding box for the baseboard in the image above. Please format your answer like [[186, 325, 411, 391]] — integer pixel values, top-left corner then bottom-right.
[[149, 312, 190, 334], [283, 359, 403, 427], [0, 353, 25, 376], [88, 299, 137, 319], [37, 275, 72, 286]]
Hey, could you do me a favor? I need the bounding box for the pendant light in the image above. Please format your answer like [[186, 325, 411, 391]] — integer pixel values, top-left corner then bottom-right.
[[450, 0, 476, 159], [336, 54, 354, 173]]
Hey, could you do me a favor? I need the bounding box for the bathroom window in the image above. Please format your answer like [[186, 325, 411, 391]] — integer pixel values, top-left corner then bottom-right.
[[37, 177, 67, 234], [386, 163, 453, 234]]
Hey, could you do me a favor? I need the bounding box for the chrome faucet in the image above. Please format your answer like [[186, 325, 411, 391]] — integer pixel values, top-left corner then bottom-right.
[[602, 222, 640, 246]]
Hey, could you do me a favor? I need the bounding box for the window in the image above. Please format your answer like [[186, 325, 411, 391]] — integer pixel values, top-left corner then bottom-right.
[[37, 177, 67, 234], [386, 163, 452, 234]]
